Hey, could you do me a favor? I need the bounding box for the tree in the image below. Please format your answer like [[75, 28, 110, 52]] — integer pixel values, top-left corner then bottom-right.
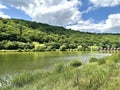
[[77, 45, 82, 51], [59, 45, 67, 51], [90, 45, 99, 51], [34, 44, 46, 51]]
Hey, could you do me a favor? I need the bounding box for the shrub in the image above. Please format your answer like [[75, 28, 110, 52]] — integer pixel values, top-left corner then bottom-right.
[[23, 43, 34, 49], [59, 45, 66, 51], [89, 57, 98, 63], [17, 48, 22, 52], [90, 45, 99, 51], [112, 54, 120, 63], [46, 46, 53, 51], [98, 58, 106, 65], [68, 44, 76, 49], [34, 44, 46, 51], [0, 76, 11, 88], [70, 60, 82, 67], [114, 58, 120, 63], [77, 45, 83, 51], [12, 72, 34, 87], [54, 64, 65, 73], [4, 41, 16, 49]]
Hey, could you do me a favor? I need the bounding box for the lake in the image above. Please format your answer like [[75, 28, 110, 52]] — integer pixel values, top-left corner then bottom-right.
[[0, 51, 111, 76]]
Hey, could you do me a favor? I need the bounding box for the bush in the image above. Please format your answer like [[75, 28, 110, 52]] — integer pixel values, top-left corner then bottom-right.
[[112, 54, 120, 63], [70, 60, 82, 67], [98, 58, 106, 65], [89, 57, 98, 63], [59, 45, 66, 51], [46, 46, 53, 51], [114, 58, 120, 63], [77, 45, 82, 51], [12, 72, 34, 87], [0, 76, 11, 88], [34, 44, 46, 51], [4, 41, 16, 49], [23, 43, 34, 49], [17, 48, 22, 52], [54, 64, 65, 73], [90, 45, 99, 51]]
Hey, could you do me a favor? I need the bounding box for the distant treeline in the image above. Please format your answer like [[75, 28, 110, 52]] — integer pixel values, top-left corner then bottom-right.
[[0, 18, 120, 51]]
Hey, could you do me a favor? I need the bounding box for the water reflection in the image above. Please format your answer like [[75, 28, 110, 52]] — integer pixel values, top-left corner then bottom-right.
[[0, 51, 111, 76]]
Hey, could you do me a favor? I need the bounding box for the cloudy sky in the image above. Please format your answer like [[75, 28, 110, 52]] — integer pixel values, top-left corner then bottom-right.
[[0, 0, 120, 33]]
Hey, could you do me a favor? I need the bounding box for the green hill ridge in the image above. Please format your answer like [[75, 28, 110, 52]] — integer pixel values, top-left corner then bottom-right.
[[0, 18, 120, 51]]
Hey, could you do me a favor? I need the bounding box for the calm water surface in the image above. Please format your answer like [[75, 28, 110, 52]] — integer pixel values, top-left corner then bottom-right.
[[0, 51, 111, 76]]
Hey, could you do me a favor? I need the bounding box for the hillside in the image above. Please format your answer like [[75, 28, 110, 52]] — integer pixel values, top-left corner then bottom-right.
[[0, 18, 120, 51]]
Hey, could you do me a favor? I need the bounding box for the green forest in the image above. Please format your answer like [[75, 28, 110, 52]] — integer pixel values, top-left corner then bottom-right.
[[0, 18, 120, 51]]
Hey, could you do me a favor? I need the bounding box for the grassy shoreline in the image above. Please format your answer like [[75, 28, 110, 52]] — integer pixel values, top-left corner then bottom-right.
[[0, 49, 119, 53], [0, 53, 120, 90]]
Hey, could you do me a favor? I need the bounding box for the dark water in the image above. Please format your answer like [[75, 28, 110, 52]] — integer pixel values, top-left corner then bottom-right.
[[0, 51, 111, 76]]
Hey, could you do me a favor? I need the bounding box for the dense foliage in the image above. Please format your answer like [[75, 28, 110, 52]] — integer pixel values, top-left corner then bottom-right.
[[0, 18, 120, 51]]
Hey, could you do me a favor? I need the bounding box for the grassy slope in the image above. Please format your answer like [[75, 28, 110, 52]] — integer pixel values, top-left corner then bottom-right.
[[1, 53, 120, 90]]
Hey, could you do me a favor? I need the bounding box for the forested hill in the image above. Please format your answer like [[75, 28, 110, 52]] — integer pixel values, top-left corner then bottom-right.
[[0, 18, 120, 51]]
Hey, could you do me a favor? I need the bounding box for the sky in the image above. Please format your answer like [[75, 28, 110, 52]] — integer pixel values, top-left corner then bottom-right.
[[0, 0, 120, 33]]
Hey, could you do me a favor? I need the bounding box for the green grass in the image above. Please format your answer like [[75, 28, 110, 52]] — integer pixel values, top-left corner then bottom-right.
[[89, 57, 98, 63], [1, 53, 120, 90]]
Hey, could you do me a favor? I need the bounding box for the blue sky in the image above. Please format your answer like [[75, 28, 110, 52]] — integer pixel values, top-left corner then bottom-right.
[[0, 0, 120, 33], [2, 5, 31, 20]]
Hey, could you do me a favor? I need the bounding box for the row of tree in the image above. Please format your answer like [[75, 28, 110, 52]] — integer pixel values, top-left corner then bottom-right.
[[0, 18, 120, 51]]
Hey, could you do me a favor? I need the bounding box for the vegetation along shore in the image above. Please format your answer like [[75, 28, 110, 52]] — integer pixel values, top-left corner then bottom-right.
[[0, 53, 120, 90]]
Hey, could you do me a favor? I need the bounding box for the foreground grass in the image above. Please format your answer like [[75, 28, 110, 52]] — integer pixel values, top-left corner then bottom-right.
[[1, 53, 120, 90]]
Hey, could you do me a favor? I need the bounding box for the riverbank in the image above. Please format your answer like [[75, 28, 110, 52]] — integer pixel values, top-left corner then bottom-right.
[[0, 53, 120, 90], [0, 49, 119, 53]]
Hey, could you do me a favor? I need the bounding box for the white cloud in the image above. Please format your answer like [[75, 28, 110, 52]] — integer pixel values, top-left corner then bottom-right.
[[0, 4, 10, 18], [82, 0, 120, 14], [67, 13, 120, 33], [89, 0, 120, 7], [0, 0, 120, 33], [0, 11, 10, 18], [0, 0, 82, 26], [103, 13, 120, 33], [0, 3, 7, 9], [81, 6, 96, 14]]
